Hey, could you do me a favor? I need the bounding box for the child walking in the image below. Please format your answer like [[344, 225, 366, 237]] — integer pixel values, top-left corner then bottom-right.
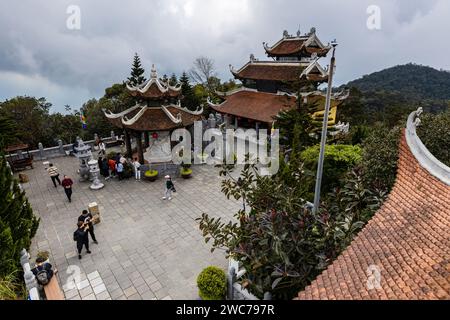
[[162, 175, 175, 200]]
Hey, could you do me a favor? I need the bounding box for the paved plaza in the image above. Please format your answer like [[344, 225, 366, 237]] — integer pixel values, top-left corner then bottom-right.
[[21, 155, 241, 300]]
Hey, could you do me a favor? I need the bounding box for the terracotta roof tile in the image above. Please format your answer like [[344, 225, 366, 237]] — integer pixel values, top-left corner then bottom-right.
[[210, 90, 297, 124], [296, 131, 450, 300], [233, 63, 303, 82]]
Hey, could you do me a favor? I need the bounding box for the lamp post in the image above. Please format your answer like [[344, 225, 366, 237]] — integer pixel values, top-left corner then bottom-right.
[[312, 41, 337, 213]]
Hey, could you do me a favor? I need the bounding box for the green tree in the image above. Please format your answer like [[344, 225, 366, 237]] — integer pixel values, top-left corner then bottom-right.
[[361, 125, 402, 191], [0, 96, 53, 148], [169, 73, 178, 86], [0, 156, 39, 277], [180, 72, 201, 111], [0, 115, 18, 150], [127, 53, 146, 87], [417, 109, 450, 166]]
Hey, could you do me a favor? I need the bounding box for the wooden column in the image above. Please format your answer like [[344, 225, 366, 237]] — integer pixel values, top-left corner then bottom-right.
[[135, 132, 144, 164], [144, 131, 150, 149], [123, 129, 132, 158]]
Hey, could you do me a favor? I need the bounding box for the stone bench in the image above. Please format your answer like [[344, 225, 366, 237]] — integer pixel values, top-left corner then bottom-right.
[[43, 274, 64, 300]]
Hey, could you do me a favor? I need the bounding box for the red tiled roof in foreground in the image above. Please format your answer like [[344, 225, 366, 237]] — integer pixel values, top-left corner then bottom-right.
[[297, 131, 450, 300], [210, 90, 297, 124]]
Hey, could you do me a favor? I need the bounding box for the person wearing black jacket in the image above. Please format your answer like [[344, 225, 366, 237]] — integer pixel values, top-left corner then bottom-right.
[[78, 210, 98, 244], [32, 257, 55, 285], [74, 221, 91, 259]]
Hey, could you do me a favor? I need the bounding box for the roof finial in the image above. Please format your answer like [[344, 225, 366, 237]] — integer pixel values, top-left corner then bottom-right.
[[249, 53, 256, 62], [151, 64, 157, 79], [283, 30, 289, 38], [297, 25, 301, 37], [310, 27, 316, 35]]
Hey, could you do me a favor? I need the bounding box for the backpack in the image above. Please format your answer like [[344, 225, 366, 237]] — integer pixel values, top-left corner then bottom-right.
[[36, 268, 49, 285], [73, 230, 79, 242]]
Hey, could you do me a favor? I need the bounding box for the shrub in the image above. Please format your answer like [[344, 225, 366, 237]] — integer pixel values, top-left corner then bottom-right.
[[300, 144, 362, 193], [417, 110, 450, 167], [197, 266, 227, 300], [361, 125, 402, 191], [0, 271, 25, 300]]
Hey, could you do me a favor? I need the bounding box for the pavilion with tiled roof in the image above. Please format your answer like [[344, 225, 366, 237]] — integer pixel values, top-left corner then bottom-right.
[[208, 28, 345, 131], [104, 64, 203, 164], [263, 28, 331, 59], [296, 109, 450, 300]]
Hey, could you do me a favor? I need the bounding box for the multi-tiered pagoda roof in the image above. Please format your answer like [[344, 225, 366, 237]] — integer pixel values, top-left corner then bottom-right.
[[209, 28, 344, 126], [104, 64, 202, 132]]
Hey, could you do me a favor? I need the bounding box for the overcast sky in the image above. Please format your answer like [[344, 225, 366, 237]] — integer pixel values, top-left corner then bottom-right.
[[0, 0, 449, 113]]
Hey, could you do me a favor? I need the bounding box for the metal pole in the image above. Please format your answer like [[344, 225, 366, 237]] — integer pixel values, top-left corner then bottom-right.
[[313, 44, 337, 213]]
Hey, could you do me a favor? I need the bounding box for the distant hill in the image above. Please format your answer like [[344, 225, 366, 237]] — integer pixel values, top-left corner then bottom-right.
[[345, 63, 450, 101], [338, 64, 450, 127]]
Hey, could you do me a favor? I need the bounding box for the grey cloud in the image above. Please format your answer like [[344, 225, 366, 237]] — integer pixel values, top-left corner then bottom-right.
[[0, 0, 449, 112]]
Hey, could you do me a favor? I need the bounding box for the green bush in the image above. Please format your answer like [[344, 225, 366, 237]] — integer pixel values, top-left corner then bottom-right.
[[197, 266, 226, 300], [300, 144, 362, 193], [361, 125, 402, 191], [417, 110, 450, 167]]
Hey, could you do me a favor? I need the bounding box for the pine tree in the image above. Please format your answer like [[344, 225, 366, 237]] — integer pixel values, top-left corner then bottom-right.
[[169, 73, 178, 86], [127, 53, 147, 87], [0, 156, 39, 276], [180, 72, 200, 111]]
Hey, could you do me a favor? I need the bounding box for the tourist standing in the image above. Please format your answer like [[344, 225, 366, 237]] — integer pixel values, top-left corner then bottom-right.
[[101, 158, 110, 180], [108, 158, 116, 178], [162, 175, 175, 200], [78, 209, 98, 244], [133, 158, 141, 180], [74, 221, 91, 259], [98, 140, 106, 156], [116, 161, 124, 180], [47, 163, 61, 188], [61, 175, 74, 202]]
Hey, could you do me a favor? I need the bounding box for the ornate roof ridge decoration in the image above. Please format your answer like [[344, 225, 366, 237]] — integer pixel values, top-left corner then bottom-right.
[[300, 89, 350, 100], [276, 90, 298, 98], [215, 86, 258, 97], [103, 104, 143, 119], [406, 108, 450, 185], [264, 27, 331, 55], [163, 100, 204, 116], [161, 105, 182, 124], [206, 96, 226, 108], [126, 64, 181, 94], [300, 59, 328, 78], [121, 105, 148, 126]]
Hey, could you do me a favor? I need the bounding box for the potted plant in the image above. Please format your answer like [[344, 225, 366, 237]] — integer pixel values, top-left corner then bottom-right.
[[144, 169, 159, 181], [180, 162, 192, 179], [196, 266, 227, 300], [36, 251, 50, 264], [196, 152, 209, 164]]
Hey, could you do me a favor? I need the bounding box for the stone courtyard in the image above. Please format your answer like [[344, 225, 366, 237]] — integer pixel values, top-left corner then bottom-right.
[[21, 155, 241, 300]]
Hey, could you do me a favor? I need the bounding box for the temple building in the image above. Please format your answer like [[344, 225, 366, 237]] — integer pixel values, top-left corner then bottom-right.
[[208, 28, 348, 131], [104, 65, 203, 164]]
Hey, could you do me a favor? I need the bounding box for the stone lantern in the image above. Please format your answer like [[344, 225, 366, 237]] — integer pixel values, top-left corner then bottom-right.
[[87, 159, 104, 190]]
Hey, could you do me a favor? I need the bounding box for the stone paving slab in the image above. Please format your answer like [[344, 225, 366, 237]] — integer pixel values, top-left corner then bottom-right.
[[21, 155, 240, 300]]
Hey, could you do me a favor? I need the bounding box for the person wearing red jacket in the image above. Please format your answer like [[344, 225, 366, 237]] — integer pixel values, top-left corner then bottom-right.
[[61, 175, 73, 202]]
